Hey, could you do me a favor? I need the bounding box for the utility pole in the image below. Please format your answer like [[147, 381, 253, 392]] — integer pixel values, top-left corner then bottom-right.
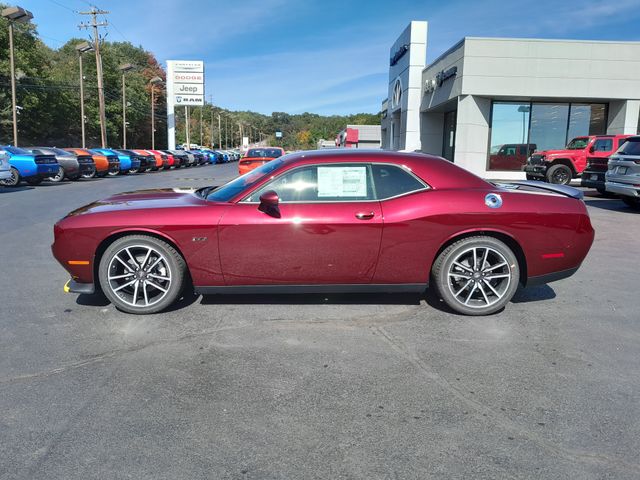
[[2, 7, 34, 146], [119, 63, 134, 148], [199, 107, 203, 146], [79, 7, 109, 148], [150, 77, 162, 149], [184, 106, 190, 148], [225, 116, 228, 148], [217, 114, 221, 149]]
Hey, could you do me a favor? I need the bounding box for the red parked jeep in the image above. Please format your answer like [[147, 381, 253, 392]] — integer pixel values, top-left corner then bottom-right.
[[524, 135, 631, 185]]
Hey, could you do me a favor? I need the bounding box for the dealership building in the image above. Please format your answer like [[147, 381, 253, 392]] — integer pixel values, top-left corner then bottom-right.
[[381, 21, 640, 179]]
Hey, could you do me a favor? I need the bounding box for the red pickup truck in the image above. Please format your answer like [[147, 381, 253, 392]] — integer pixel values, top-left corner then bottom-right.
[[524, 135, 630, 185]]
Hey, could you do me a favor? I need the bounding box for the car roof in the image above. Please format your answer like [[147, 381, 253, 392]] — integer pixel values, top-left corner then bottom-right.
[[276, 149, 490, 190]]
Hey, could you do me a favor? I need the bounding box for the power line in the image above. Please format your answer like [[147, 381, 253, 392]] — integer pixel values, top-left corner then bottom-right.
[[45, 0, 77, 13]]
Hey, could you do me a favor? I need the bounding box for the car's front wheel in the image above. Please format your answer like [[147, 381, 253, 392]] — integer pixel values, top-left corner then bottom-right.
[[546, 164, 572, 185], [0, 167, 20, 187], [98, 235, 187, 314], [431, 236, 520, 316]]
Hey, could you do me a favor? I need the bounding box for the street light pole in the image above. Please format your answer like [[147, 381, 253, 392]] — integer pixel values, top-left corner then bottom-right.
[[150, 76, 162, 150], [185, 106, 190, 148], [119, 64, 134, 148], [2, 6, 34, 146], [76, 42, 93, 149], [217, 114, 221, 148]]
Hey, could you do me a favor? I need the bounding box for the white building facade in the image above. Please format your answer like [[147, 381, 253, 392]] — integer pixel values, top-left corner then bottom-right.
[[381, 22, 640, 179]]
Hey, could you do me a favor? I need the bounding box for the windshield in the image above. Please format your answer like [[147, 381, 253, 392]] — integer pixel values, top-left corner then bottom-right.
[[616, 138, 640, 156], [247, 148, 283, 158], [206, 159, 285, 202], [566, 137, 590, 150]]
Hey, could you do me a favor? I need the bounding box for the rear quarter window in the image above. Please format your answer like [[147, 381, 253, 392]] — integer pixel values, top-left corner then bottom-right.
[[371, 164, 427, 200]]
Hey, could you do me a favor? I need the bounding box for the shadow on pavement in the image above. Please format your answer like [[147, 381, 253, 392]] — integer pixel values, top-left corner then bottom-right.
[[0, 186, 33, 194], [584, 198, 639, 213], [511, 284, 556, 303]]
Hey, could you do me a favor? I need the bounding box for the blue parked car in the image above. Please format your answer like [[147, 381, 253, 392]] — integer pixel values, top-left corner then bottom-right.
[[213, 150, 230, 163], [0, 145, 59, 186], [91, 148, 139, 175]]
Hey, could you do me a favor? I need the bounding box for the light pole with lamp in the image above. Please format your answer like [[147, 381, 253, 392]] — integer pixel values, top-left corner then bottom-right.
[[76, 41, 93, 149], [119, 63, 135, 148], [1, 6, 33, 146], [149, 76, 163, 149]]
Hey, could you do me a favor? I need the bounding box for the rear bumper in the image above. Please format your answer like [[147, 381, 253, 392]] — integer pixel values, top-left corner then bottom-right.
[[35, 164, 59, 177], [581, 170, 606, 189], [606, 180, 640, 198]]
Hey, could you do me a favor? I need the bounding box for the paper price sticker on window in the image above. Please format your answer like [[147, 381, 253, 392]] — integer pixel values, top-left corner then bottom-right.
[[317, 166, 367, 197]]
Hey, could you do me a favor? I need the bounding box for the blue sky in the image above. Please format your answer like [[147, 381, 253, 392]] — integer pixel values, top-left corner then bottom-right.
[[20, 0, 640, 115]]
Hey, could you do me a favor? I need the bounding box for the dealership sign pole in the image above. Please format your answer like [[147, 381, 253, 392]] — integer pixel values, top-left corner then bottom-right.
[[166, 60, 205, 149]]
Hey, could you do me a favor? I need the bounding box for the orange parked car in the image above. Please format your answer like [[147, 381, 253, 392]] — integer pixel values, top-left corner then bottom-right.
[[132, 149, 161, 171], [65, 148, 118, 178], [239, 147, 285, 175], [148, 149, 173, 169]]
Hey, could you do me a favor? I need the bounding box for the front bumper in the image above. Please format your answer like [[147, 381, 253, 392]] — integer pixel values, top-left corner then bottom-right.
[[606, 180, 640, 198], [64, 279, 95, 295], [523, 164, 547, 178]]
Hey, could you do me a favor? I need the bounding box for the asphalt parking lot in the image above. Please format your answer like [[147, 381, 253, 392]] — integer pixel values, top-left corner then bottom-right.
[[1, 164, 639, 479]]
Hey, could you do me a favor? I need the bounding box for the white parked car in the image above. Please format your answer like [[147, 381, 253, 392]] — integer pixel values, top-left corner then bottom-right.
[[0, 149, 12, 182]]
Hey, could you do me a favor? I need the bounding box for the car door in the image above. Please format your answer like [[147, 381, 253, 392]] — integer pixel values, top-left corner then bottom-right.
[[217, 163, 383, 285]]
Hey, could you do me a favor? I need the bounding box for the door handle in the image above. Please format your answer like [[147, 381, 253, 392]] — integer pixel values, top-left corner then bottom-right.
[[355, 212, 375, 220]]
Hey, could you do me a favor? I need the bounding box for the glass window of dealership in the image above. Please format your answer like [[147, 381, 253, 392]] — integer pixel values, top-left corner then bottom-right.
[[381, 21, 640, 179]]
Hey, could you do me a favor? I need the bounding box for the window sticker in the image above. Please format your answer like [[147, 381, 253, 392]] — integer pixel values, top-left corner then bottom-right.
[[317, 166, 367, 197]]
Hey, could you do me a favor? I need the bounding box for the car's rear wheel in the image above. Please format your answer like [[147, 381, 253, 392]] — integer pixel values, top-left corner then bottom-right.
[[622, 197, 640, 210], [48, 166, 65, 182], [99, 235, 187, 314], [431, 236, 520, 316], [81, 169, 96, 179], [546, 164, 572, 185], [0, 167, 20, 187], [108, 169, 119, 177]]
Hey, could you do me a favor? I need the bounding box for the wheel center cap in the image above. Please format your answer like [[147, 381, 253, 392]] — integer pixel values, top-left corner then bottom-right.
[[473, 272, 481, 279]]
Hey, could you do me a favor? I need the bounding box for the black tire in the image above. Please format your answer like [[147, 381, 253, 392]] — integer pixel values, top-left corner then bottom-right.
[[98, 235, 187, 314], [622, 197, 640, 210], [81, 169, 96, 179], [130, 167, 139, 174], [0, 167, 20, 187], [48, 166, 65, 183], [431, 236, 520, 316], [546, 164, 572, 185], [70, 174, 81, 181], [26, 177, 43, 186], [107, 169, 119, 177]]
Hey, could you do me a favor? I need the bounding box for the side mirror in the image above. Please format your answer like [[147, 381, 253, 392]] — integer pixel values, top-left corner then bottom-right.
[[258, 190, 280, 218]]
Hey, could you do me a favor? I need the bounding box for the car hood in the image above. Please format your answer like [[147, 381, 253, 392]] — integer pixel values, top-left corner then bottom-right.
[[67, 188, 213, 216], [536, 149, 576, 157]]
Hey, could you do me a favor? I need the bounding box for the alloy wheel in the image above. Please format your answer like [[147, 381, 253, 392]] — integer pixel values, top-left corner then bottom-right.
[[106, 245, 172, 308], [49, 166, 65, 182], [446, 246, 512, 309], [0, 168, 20, 187]]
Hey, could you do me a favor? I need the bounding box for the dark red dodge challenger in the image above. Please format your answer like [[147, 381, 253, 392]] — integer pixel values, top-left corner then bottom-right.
[[52, 150, 594, 316]]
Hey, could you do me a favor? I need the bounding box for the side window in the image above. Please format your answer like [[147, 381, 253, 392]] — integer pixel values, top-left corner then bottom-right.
[[371, 164, 427, 200], [593, 138, 613, 152], [617, 138, 627, 149], [246, 164, 374, 202]]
